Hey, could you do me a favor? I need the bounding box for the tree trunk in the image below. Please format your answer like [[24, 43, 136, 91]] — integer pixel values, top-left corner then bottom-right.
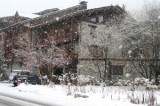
[[108, 61, 112, 81]]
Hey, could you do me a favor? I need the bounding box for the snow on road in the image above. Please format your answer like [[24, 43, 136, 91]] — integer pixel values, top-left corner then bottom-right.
[[0, 94, 41, 106], [0, 82, 158, 106]]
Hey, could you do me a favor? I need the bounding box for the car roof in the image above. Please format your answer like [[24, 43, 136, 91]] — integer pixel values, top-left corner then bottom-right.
[[12, 70, 30, 72]]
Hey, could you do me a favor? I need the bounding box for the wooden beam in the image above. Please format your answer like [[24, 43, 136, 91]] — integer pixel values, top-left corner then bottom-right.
[[79, 58, 160, 61]]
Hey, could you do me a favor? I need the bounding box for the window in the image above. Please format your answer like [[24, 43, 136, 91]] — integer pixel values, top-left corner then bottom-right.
[[88, 45, 104, 57], [91, 17, 96, 22], [2, 18, 7, 22], [88, 45, 98, 57], [150, 65, 160, 75], [0, 35, 2, 41], [98, 47, 105, 57], [111, 65, 123, 75], [65, 29, 70, 34], [0, 32, 4, 41], [99, 16, 103, 23], [88, 24, 97, 38], [91, 16, 104, 23]]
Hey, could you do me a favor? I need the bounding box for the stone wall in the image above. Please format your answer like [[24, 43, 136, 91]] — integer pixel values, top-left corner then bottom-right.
[[77, 22, 139, 81]]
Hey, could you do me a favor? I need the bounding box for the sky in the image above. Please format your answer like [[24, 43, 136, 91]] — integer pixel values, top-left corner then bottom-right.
[[0, 0, 157, 18]]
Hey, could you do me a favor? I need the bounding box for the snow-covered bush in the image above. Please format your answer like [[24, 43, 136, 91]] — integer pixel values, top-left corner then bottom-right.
[[39, 75, 49, 85], [108, 77, 155, 87], [77, 75, 98, 86], [113, 79, 131, 86], [145, 84, 158, 90], [134, 78, 153, 86], [0, 70, 8, 81]]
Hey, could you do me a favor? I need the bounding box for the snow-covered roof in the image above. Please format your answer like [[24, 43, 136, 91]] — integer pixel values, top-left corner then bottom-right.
[[0, 3, 86, 31], [0, 19, 31, 32], [12, 70, 30, 72], [31, 5, 125, 29], [18, 12, 39, 18], [0, 12, 31, 31], [0, 4, 125, 32], [34, 8, 60, 16], [29, 3, 87, 27]]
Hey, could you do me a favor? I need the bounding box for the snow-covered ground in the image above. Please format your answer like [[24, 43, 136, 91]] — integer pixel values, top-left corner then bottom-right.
[[0, 82, 160, 106]]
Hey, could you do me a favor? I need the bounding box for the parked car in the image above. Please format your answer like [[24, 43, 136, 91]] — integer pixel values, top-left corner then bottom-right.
[[9, 70, 31, 82], [26, 75, 41, 85]]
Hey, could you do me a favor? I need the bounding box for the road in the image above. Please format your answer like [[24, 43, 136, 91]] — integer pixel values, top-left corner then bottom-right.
[[0, 92, 62, 106], [0, 94, 42, 106], [0, 97, 18, 106]]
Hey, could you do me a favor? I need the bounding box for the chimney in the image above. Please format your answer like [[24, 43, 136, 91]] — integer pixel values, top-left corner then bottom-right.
[[79, 1, 88, 9], [15, 11, 20, 22], [15, 11, 20, 18]]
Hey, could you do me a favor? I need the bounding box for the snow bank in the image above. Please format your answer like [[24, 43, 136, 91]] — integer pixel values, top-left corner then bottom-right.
[[0, 82, 159, 106]]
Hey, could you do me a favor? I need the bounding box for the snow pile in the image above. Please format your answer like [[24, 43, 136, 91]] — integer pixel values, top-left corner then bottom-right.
[[0, 82, 160, 106], [113, 79, 131, 86]]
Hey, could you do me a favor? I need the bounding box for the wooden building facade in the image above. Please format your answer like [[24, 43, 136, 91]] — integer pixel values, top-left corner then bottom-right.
[[0, 1, 126, 82]]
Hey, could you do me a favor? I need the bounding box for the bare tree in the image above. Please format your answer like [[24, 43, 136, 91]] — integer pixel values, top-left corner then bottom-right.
[[13, 32, 67, 84], [131, 0, 160, 22], [121, 1, 160, 84], [0, 50, 8, 81]]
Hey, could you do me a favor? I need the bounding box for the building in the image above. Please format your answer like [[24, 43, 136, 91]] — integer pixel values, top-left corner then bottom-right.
[[0, 1, 127, 83], [0, 11, 29, 29]]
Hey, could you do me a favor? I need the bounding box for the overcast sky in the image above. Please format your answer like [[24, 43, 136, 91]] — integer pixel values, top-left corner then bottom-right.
[[0, 0, 158, 18]]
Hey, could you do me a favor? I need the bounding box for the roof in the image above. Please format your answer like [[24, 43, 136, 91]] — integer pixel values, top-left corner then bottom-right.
[[0, 13, 29, 22], [31, 5, 125, 29], [0, 19, 31, 32], [0, 2, 87, 32], [34, 8, 60, 15], [30, 3, 87, 26], [0, 5, 125, 32], [0, 12, 30, 30]]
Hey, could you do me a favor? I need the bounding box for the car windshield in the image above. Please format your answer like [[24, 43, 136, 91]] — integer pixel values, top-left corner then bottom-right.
[[21, 72, 30, 76]]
